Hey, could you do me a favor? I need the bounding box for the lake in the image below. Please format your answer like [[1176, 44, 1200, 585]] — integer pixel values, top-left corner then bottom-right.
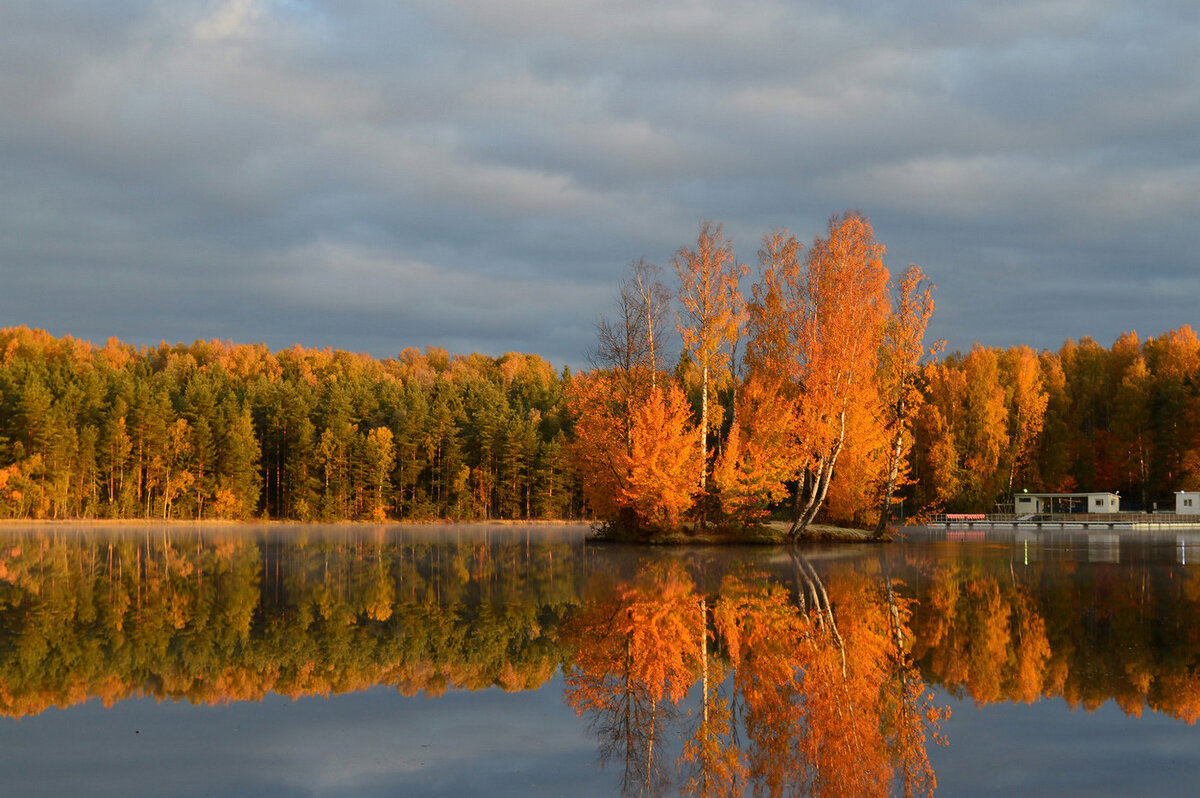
[[1, 522, 1199, 796]]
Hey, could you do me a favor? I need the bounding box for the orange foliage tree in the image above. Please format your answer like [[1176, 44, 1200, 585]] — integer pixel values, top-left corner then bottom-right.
[[1000, 345, 1048, 495], [1109, 333, 1153, 506], [565, 371, 629, 523], [710, 375, 800, 522], [823, 386, 890, 529], [744, 213, 891, 539], [621, 384, 705, 528], [567, 373, 701, 531], [874, 265, 940, 536], [916, 347, 1010, 511]]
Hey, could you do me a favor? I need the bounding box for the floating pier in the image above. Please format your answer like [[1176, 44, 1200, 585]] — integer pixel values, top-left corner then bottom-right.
[[934, 513, 1200, 531]]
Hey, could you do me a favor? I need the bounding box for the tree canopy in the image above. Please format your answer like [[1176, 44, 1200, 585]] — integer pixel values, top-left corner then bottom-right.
[[0, 328, 582, 522]]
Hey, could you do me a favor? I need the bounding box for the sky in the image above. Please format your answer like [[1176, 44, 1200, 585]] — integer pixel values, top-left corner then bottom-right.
[[2, 0, 1198, 370]]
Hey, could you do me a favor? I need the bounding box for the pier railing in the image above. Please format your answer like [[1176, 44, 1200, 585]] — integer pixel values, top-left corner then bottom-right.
[[929, 512, 1196, 527]]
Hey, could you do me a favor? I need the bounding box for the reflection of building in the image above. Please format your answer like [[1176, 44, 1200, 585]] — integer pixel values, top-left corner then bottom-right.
[[1176, 534, 1200, 565], [1176, 492, 1200, 515], [1013, 492, 1120, 515], [1087, 533, 1120, 563]]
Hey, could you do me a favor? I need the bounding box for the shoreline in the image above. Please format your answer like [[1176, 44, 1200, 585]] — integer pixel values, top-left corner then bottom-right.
[[0, 517, 881, 544], [0, 517, 595, 528], [589, 520, 883, 545]]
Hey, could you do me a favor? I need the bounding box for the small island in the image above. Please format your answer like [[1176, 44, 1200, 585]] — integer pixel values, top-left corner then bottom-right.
[[589, 520, 879, 545], [572, 213, 936, 544]]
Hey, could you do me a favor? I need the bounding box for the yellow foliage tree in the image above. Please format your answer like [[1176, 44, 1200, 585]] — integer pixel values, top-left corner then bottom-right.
[[745, 213, 891, 539], [711, 376, 799, 522], [674, 222, 747, 493]]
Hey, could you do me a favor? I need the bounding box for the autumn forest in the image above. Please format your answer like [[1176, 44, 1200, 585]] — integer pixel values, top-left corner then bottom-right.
[[3, 212, 1200, 531]]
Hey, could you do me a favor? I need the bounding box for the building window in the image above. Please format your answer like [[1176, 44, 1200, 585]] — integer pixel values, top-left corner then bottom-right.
[[1187, 499, 1194, 507], [1094, 498, 1103, 507]]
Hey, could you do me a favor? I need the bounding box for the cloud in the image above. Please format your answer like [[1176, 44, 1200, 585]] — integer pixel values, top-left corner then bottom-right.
[[0, 0, 1197, 363], [192, 0, 262, 42]]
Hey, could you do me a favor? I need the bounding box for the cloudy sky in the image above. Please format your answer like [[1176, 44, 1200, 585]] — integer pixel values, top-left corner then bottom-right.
[[2, 1, 1197, 368]]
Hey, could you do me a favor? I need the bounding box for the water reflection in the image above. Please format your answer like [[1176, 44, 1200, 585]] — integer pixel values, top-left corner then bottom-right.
[[561, 557, 945, 797], [4, 524, 1200, 794], [0, 524, 583, 715], [900, 531, 1200, 722]]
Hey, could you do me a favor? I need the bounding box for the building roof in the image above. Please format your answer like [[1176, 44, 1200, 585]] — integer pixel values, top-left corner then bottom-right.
[[1015, 492, 1119, 498]]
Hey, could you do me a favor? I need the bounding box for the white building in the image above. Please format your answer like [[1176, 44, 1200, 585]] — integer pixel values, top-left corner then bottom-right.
[[1087, 493, 1121, 513], [1013, 492, 1120, 515], [1176, 492, 1200, 515], [1014, 493, 1044, 514]]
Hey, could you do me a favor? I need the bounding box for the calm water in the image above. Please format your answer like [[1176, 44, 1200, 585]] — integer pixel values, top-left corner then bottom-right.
[[2, 522, 1200, 796]]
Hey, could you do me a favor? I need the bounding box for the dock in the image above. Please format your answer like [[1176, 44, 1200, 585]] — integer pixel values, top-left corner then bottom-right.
[[934, 512, 1200, 531]]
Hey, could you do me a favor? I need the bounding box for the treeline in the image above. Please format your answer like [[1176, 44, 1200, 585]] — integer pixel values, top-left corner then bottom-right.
[[0, 326, 582, 521], [913, 327, 1200, 512], [577, 211, 1200, 526], [8, 214, 1200, 526]]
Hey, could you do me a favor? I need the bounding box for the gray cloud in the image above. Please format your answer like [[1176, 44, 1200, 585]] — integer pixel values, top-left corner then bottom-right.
[[1, 0, 1197, 367]]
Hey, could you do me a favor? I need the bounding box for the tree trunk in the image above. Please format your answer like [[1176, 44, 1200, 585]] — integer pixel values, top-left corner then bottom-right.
[[788, 406, 848, 540], [875, 398, 906, 539], [700, 364, 708, 491]]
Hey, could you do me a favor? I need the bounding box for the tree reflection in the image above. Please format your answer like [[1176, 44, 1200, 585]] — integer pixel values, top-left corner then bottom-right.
[[563, 562, 703, 796], [903, 553, 1200, 724], [12, 527, 1200, 793], [0, 527, 582, 716], [563, 557, 947, 797]]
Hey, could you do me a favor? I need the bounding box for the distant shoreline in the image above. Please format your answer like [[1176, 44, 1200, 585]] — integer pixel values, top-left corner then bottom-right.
[[0, 518, 595, 528], [0, 517, 883, 544]]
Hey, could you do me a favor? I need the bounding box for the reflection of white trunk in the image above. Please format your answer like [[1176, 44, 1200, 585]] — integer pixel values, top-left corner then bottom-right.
[[700, 598, 708, 726], [646, 699, 657, 792], [791, 550, 846, 675], [885, 576, 905, 657]]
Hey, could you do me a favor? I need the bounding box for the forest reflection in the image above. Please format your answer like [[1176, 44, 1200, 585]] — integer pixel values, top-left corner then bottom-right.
[[904, 544, 1200, 722], [3, 527, 1200, 793]]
